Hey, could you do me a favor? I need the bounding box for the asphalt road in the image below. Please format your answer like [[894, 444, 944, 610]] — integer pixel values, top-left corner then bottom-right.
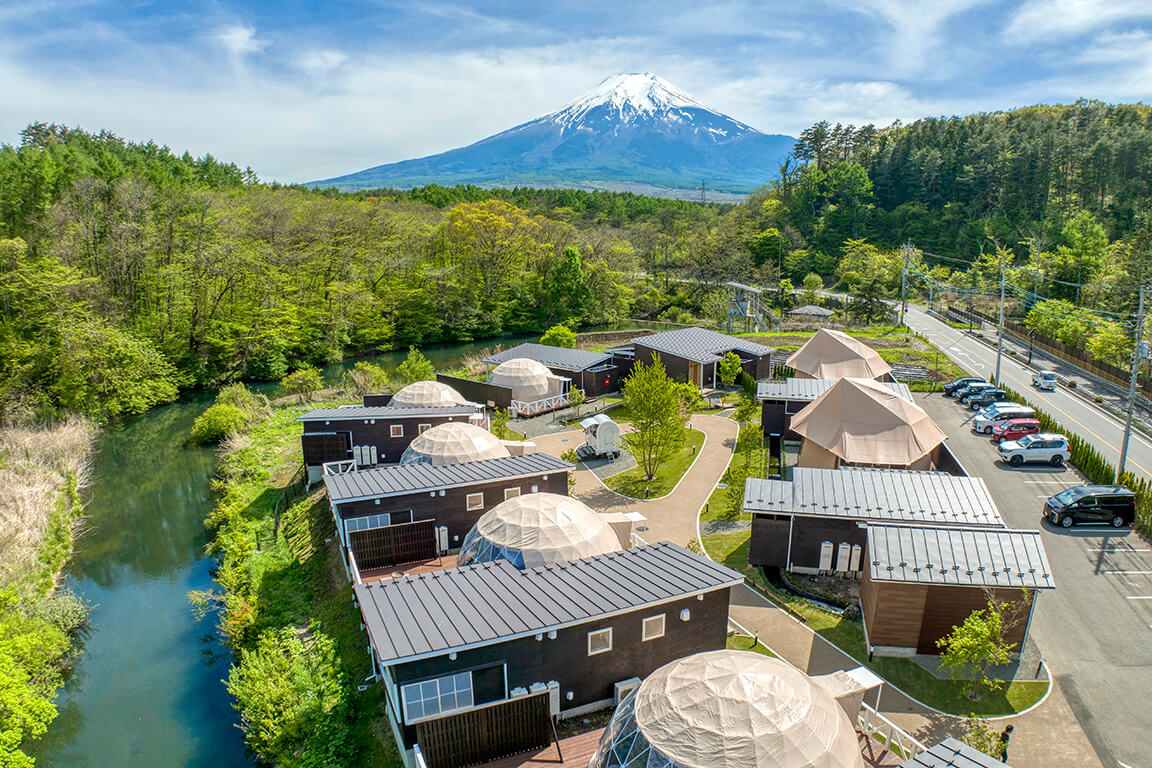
[[921, 393, 1152, 768], [904, 304, 1152, 483]]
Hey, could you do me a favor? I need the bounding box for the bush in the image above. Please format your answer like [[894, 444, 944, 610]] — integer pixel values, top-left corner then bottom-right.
[[190, 404, 248, 445], [540, 324, 577, 348], [280, 367, 324, 401]]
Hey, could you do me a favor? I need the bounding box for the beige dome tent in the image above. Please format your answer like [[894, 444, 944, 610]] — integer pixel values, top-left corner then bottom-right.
[[592, 650, 863, 768], [399, 422, 511, 466], [390, 380, 471, 408], [489, 358, 569, 415], [786, 329, 893, 380], [457, 493, 621, 569], [790, 377, 946, 469]]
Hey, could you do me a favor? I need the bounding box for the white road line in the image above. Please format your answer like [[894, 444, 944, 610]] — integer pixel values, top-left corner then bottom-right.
[[1104, 570, 1152, 575], [1023, 479, 1067, 484], [1087, 547, 1152, 553], [1125, 596, 1152, 600]]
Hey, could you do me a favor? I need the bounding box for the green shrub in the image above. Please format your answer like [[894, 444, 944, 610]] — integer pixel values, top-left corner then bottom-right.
[[216, 383, 266, 415], [540, 324, 577, 348], [191, 404, 248, 444]]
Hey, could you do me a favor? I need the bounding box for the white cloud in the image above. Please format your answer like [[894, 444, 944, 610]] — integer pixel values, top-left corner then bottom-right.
[[837, 0, 995, 77], [296, 50, 348, 75], [1005, 0, 1152, 42], [215, 25, 267, 63]]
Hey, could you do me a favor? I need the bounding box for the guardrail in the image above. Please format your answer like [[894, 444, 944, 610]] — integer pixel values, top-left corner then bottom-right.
[[347, 547, 363, 585]]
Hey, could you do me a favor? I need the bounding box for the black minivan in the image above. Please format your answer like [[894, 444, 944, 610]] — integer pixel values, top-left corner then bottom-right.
[[1043, 486, 1136, 528]]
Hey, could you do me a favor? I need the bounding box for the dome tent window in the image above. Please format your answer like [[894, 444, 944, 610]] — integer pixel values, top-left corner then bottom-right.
[[588, 627, 613, 656], [642, 614, 666, 642]]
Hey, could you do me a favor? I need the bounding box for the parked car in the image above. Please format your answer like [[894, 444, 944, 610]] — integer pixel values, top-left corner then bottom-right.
[[991, 418, 1041, 443], [1043, 485, 1136, 528], [998, 433, 1070, 466], [1032, 370, 1058, 391], [976, 401, 1025, 420], [974, 405, 1037, 434], [945, 376, 986, 396], [957, 382, 996, 402], [968, 389, 1008, 409]]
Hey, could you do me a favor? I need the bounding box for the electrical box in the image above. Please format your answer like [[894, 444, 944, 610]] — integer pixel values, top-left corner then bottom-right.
[[818, 541, 834, 572], [849, 544, 862, 572], [835, 542, 851, 572]]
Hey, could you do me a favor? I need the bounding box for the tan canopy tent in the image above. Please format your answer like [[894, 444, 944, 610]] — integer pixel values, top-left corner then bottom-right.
[[790, 378, 946, 468], [786, 329, 893, 380]]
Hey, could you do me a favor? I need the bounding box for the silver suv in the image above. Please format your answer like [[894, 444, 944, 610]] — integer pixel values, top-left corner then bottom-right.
[[998, 433, 1070, 467]]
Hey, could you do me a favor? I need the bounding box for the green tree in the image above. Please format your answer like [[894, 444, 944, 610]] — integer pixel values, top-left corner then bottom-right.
[[733, 394, 758, 428], [567, 386, 586, 419], [190, 403, 248, 444], [346, 361, 390, 396], [718, 351, 743, 386], [621, 356, 687, 481], [280, 367, 323, 402], [1087, 320, 1133, 367], [848, 275, 889, 323], [540, 324, 577, 348], [800, 272, 823, 307], [937, 591, 1030, 700], [489, 408, 512, 440], [961, 715, 1004, 759], [393, 347, 436, 387]]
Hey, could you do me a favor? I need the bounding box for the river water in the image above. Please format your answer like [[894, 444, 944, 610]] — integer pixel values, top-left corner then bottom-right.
[[28, 334, 548, 767]]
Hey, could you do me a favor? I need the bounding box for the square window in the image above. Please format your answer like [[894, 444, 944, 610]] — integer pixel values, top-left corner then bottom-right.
[[642, 614, 666, 642], [466, 493, 484, 511], [587, 627, 613, 656], [504, 487, 521, 501], [390, 424, 404, 438], [419, 423, 432, 434]]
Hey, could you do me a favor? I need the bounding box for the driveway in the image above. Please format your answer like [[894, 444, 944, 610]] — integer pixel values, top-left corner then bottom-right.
[[924, 392, 1147, 768]]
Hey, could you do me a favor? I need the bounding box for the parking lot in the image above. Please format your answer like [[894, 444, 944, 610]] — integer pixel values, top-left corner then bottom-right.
[[922, 392, 1152, 768]]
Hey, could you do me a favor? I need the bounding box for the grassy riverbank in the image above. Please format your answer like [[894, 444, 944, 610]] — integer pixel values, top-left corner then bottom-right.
[[202, 399, 400, 768], [701, 531, 1047, 717], [0, 420, 95, 766]]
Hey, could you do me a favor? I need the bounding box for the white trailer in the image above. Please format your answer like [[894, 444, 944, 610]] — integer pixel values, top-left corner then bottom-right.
[[577, 413, 622, 459]]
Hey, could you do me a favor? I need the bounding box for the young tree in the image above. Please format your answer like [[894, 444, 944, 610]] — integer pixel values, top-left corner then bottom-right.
[[1087, 320, 1133, 367], [801, 272, 823, 306], [718, 351, 743, 386], [567, 386, 586, 419], [937, 591, 1030, 700], [961, 715, 1003, 758], [346, 361, 390, 396], [621, 356, 687, 481], [540, 324, 577, 349], [733, 394, 758, 429], [280, 367, 323, 403], [848, 275, 889, 324], [394, 347, 436, 387], [489, 409, 513, 440]]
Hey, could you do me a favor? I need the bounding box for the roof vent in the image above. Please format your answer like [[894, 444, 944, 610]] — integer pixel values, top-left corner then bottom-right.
[[952, 565, 960, 571], [966, 570, 973, 575], [925, 563, 934, 569], [912, 567, 921, 573], [872, 560, 881, 566], [977, 566, 985, 571], [898, 562, 907, 567], [886, 565, 895, 571]]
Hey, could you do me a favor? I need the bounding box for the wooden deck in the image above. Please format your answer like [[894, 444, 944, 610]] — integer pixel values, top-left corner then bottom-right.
[[471, 727, 906, 768], [358, 553, 457, 583]]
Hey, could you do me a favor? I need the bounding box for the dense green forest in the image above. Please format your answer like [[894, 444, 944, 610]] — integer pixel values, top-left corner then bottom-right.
[[4, 102, 1152, 419]]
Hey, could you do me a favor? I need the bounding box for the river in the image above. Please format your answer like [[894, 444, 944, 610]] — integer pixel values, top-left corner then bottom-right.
[[28, 333, 553, 767]]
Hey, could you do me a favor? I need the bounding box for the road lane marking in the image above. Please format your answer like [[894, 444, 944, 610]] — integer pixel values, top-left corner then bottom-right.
[[1125, 596, 1152, 600], [1104, 570, 1152, 575]]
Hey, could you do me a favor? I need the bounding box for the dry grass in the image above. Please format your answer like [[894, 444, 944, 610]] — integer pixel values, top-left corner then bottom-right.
[[0, 418, 96, 585]]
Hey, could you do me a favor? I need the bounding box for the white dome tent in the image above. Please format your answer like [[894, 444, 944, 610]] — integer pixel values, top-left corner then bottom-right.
[[390, 380, 471, 408], [489, 358, 570, 416], [399, 422, 511, 466], [592, 650, 864, 768], [457, 493, 622, 569]]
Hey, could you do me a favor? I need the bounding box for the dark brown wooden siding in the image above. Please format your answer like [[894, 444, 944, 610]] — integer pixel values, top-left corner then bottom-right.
[[302, 412, 469, 466], [786, 515, 868, 571], [391, 588, 731, 746], [302, 431, 351, 467], [416, 691, 552, 768], [749, 514, 790, 567], [760, 399, 814, 440], [634, 346, 692, 384], [338, 472, 569, 546], [436, 374, 513, 410], [350, 519, 438, 569], [563, 366, 620, 397]]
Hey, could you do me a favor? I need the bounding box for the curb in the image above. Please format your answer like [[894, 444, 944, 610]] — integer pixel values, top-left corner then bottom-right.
[[577, 419, 714, 503]]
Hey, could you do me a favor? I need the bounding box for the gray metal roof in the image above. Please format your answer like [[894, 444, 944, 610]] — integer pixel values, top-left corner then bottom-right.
[[631, 327, 774, 364], [868, 524, 1053, 589], [480, 342, 611, 371], [355, 541, 743, 665], [325, 453, 574, 503], [724, 281, 763, 295], [901, 738, 1014, 768], [788, 304, 835, 316], [298, 405, 480, 422], [743, 468, 1004, 527], [757, 379, 912, 402]]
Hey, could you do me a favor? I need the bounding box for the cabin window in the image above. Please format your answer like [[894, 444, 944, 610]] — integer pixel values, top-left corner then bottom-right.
[[390, 424, 404, 438], [642, 614, 666, 641], [587, 627, 613, 656], [400, 671, 473, 723], [466, 493, 484, 511], [418, 423, 432, 434], [345, 513, 391, 533], [504, 487, 521, 501]]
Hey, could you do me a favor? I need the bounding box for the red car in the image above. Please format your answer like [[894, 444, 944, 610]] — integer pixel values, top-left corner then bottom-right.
[[991, 418, 1040, 443]]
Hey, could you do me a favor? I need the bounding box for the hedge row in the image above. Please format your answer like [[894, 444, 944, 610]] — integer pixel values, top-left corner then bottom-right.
[[1001, 385, 1152, 537]]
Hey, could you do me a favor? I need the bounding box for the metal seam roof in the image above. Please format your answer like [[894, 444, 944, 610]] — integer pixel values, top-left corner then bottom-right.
[[480, 342, 612, 371], [901, 737, 1014, 768], [630, 327, 774, 364], [325, 453, 574, 502], [757, 378, 911, 402], [867, 524, 1053, 589], [299, 405, 479, 421]]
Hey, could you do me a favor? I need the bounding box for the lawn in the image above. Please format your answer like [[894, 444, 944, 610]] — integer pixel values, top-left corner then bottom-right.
[[605, 428, 706, 498], [726, 633, 778, 657], [700, 421, 767, 523], [702, 531, 1048, 717]]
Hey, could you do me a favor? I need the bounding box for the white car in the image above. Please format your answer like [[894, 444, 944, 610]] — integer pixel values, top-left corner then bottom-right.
[[973, 405, 1036, 434], [998, 433, 1070, 467], [1032, 370, 1057, 391]]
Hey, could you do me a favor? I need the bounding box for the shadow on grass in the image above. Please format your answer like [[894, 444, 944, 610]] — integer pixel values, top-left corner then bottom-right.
[[605, 429, 706, 498]]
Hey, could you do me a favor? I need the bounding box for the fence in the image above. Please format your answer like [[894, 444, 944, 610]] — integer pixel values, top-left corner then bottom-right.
[[436, 374, 513, 410], [415, 690, 554, 768], [857, 702, 928, 760]]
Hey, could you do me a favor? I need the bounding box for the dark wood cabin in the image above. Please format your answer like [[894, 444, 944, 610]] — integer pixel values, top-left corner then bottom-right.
[[861, 525, 1052, 657], [481, 343, 622, 398], [758, 379, 913, 440], [745, 468, 1005, 575], [299, 403, 485, 483], [609, 327, 773, 389], [354, 542, 742, 768], [324, 453, 573, 577]]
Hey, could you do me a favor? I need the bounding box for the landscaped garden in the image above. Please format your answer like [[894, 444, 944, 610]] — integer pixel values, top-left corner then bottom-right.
[[604, 428, 705, 498]]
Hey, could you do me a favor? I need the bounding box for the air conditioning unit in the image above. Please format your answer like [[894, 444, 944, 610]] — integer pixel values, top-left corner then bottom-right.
[[436, 526, 449, 554], [614, 677, 642, 706]]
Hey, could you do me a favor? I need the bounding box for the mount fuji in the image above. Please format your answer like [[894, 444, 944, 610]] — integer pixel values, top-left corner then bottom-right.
[[311, 73, 794, 198]]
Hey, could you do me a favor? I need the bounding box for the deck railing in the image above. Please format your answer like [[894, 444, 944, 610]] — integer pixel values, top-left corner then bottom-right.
[[347, 547, 363, 585], [857, 701, 927, 760], [510, 392, 569, 417], [322, 458, 357, 476]]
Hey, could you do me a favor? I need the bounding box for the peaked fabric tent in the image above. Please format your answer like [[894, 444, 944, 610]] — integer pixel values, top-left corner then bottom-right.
[[389, 380, 472, 408], [786, 329, 893, 380], [592, 650, 864, 768], [790, 377, 946, 468]]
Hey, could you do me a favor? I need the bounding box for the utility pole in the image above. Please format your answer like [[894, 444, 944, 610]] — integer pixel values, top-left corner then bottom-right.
[[995, 248, 1006, 386], [899, 241, 910, 326], [1118, 284, 1146, 482]]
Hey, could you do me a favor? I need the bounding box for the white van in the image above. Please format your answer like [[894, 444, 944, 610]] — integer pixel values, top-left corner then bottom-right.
[[973, 405, 1036, 434]]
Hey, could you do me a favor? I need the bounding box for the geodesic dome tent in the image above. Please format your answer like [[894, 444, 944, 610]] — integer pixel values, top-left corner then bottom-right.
[[456, 493, 622, 569], [591, 650, 864, 768], [489, 358, 566, 402], [390, 380, 472, 408], [399, 422, 511, 467]]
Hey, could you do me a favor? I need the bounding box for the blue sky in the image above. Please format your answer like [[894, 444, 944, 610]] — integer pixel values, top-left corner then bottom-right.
[[3, 0, 1152, 183]]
